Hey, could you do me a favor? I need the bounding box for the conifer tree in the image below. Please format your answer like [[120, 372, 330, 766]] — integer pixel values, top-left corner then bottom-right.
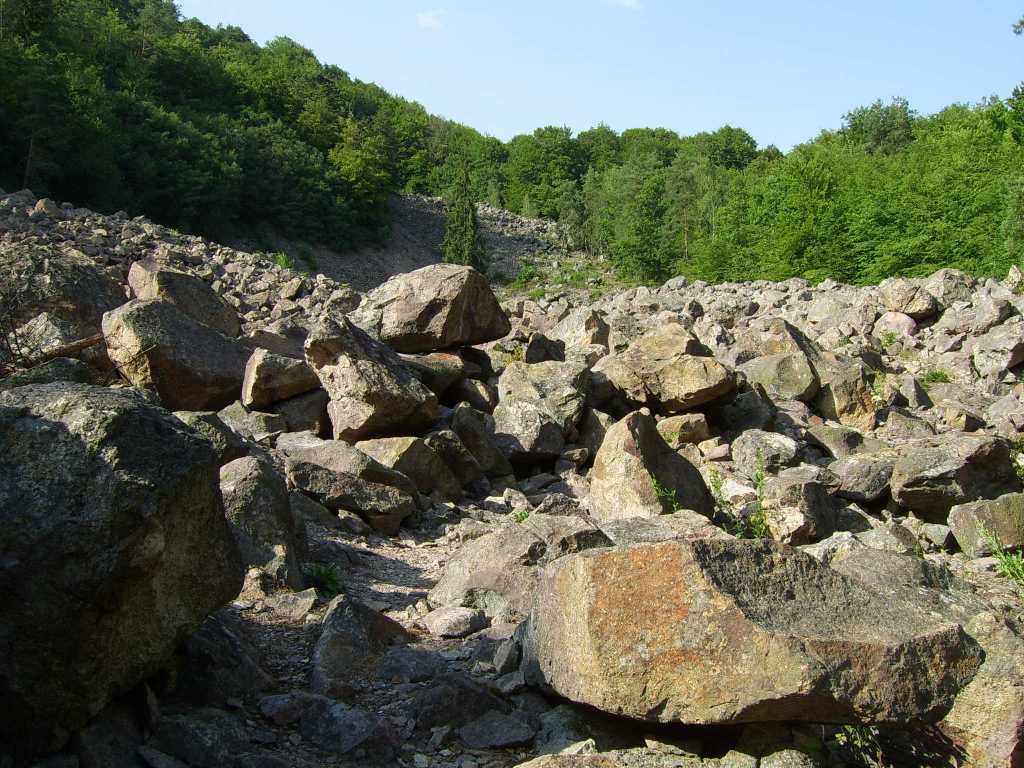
[[442, 164, 487, 272]]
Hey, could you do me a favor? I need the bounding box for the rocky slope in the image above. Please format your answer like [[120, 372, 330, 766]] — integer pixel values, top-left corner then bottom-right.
[[2, 188, 1024, 768]]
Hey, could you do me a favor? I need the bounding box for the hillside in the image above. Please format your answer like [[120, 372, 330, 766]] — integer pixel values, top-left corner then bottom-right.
[[3, 2, 1023, 288], [3, 188, 1024, 767]]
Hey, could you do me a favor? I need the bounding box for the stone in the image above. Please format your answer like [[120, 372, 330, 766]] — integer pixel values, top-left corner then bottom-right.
[[740, 352, 819, 402], [598, 511, 732, 546], [148, 708, 247, 768], [304, 317, 439, 441], [102, 299, 250, 411], [492, 361, 588, 462], [591, 411, 714, 522], [890, 434, 1021, 521], [830, 454, 895, 503], [241, 348, 320, 409], [128, 259, 239, 337], [216, 401, 287, 442], [398, 351, 466, 395], [0, 357, 95, 392], [872, 311, 917, 339], [298, 699, 381, 755], [522, 539, 981, 726], [0, 383, 243, 756], [730, 429, 799, 475], [451, 403, 514, 477], [172, 411, 249, 465], [972, 319, 1024, 378], [421, 606, 488, 638], [265, 588, 318, 621], [878, 277, 938, 320], [429, 514, 611, 621], [592, 325, 736, 413], [548, 308, 610, 350], [350, 264, 510, 352], [356, 436, 463, 500], [655, 414, 711, 448], [311, 593, 410, 695], [424, 429, 483, 485], [269, 388, 330, 435], [220, 457, 306, 590], [458, 710, 536, 749], [813, 364, 878, 432], [948, 492, 1024, 557]]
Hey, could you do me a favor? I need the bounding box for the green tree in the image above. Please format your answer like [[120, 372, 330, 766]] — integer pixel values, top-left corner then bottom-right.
[[1004, 177, 1024, 264], [441, 165, 487, 272], [842, 98, 916, 155]]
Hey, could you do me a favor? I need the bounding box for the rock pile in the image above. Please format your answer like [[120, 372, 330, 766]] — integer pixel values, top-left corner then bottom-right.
[[2, 189, 1024, 768]]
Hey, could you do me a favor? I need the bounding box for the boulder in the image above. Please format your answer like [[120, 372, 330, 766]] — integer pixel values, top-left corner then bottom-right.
[[398, 351, 466, 395], [0, 384, 243, 755], [0, 357, 95, 392], [241, 348, 320, 409], [172, 411, 248, 465], [740, 352, 819, 402], [493, 361, 588, 462], [890, 434, 1021, 521], [219, 457, 306, 590], [102, 299, 249, 411], [972, 320, 1024, 379], [948, 492, 1024, 557], [813, 363, 878, 432], [355, 435, 463, 501], [655, 413, 711, 448], [731, 429, 799, 475], [128, 259, 239, 337], [311, 593, 410, 696], [830, 454, 894, 503], [423, 429, 483, 485], [548, 308, 610, 350], [428, 514, 611, 621], [451, 403, 514, 477], [591, 411, 714, 521], [878, 277, 938, 320], [304, 317, 439, 441], [592, 325, 736, 413], [349, 264, 510, 352], [522, 539, 981, 726], [278, 431, 418, 534]]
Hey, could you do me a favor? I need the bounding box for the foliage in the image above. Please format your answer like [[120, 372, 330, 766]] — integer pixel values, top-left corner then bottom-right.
[[512, 508, 530, 523], [982, 525, 1024, 594], [921, 369, 951, 387], [305, 563, 342, 596], [649, 471, 683, 512], [273, 251, 296, 270], [835, 725, 889, 767], [441, 164, 487, 272]]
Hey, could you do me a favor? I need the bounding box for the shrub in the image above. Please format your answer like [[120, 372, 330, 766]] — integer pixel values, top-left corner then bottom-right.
[[305, 563, 342, 596]]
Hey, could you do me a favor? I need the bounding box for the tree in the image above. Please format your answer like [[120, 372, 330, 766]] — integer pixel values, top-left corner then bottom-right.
[[441, 165, 487, 272], [842, 98, 916, 155], [1014, 14, 1023, 34], [1004, 177, 1024, 264]]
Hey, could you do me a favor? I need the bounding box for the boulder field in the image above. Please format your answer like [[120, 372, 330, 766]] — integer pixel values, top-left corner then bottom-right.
[[2, 189, 1024, 767]]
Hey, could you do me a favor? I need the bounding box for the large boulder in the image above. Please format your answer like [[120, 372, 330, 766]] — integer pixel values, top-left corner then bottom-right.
[[220, 457, 306, 590], [591, 411, 714, 521], [890, 434, 1021, 521], [428, 514, 611, 622], [349, 264, 510, 352], [948, 492, 1024, 558], [304, 317, 439, 441], [878, 277, 938, 320], [355, 435, 463, 501], [592, 325, 735, 413], [241, 348, 321, 409], [522, 539, 981, 726], [102, 299, 249, 411], [128, 259, 239, 337], [0, 384, 243, 756], [451, 403, 514, 478], [277, 431, 418, 534], [739, 352, 819, 402], [492, 361, 588, 462]]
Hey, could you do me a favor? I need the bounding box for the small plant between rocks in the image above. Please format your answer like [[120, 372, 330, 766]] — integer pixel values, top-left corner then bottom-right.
[[304, 563, 342, 596]]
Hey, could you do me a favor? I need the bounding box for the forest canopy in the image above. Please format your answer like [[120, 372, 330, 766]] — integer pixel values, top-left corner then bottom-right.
[[2, 0, 1023, 285]]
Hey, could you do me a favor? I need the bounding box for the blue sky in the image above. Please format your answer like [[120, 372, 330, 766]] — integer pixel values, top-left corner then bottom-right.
[[175, 1, 1023, 151]]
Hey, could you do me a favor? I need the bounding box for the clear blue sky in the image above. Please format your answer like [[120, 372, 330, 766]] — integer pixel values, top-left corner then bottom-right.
[[175, 1, 1023, 150]]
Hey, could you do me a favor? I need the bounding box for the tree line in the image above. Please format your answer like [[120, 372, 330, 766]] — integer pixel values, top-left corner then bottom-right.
[[3, 1, 1023, 285]]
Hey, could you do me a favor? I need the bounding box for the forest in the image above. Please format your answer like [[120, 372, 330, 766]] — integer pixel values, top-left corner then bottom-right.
[[2, 0, 1023, 285]]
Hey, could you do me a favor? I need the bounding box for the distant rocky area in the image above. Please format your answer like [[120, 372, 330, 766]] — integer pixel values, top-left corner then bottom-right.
[[2, 188, 1024, 768], [254, 195, 560, 292]]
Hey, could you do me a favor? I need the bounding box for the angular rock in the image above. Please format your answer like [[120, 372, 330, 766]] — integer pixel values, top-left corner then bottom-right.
[[102, 299, 249, 411], [493, 361, 588, 462], [128, 259, 239, 337], [948, 492, 1024, 558], [350, 264, 510, 352], [269, 388, 330, 435], [421, 606, 488, 638], [731, 429, 799, 475], [879, 277, 938, 320], [220, 457, 306, 590], [522, 539, 982, 726], [458, 710, 536, 749], [0, 384, 243, 755], [890, 434, 1021, 521], [591, 411, 714, 522], [830, 454, 894, 503], [241, 348, 320, 409], [311, 593, 409, 695], [0, 357, 95, 392], [304, 317, 439, 442], [429, 514, 611, 621], [172, 411, 249, 465], [450, 410, 506, 478], [398, 351, 466, 395], [593, 325, 736, 413], [740, 352, 819, 402], [356, 435, 463, 501], [424, 429, 483, 485], [813, 364, 878, 432], [655, 413, 711, 448]]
